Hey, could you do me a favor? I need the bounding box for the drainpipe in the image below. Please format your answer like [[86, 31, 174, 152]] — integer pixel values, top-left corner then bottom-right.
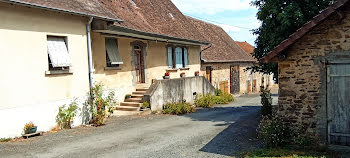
[[87, 17, 94, 89], [200, 44, 212, 62]]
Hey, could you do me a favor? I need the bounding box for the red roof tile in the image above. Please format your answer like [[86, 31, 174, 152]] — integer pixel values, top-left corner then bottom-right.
[[261, 0, 349, 63], [236, 41, 255, 55], [186, 16, 256, 63]]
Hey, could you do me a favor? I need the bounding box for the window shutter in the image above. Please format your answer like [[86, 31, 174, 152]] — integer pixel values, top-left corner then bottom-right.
[[47, 36, 71, 67], [175, 47, 183, 68], [105, 38, 123, 64], [167, 47, 173, 68], [184, 48, 188, 67]]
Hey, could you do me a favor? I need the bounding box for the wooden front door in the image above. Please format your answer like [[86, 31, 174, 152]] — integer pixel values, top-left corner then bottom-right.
[[206, 66, 212, 83], [230, 66, 240, 94], [327, 64, 350, 146], [135, 48, 145, 83], [220, 81, 229, 94]]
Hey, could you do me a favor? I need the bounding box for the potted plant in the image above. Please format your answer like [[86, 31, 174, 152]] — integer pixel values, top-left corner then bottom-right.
[[163, 72, 170, 79], [125, 94, 132, 99], [180, 72, 186, 78], [194, 71, 199, 76], [23, 122, 37, 134]]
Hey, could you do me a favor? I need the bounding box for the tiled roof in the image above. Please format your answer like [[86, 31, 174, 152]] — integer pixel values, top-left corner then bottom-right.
[[261, 0, 349, 62], [98, 0, 207, 43], [186, 16, 256, 63], [1, 0, 121, 22], [236, 41, 255, 55]]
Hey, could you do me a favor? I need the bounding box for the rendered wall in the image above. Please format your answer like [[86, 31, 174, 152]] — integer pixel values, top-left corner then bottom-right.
[[0, 3, 90, 138]]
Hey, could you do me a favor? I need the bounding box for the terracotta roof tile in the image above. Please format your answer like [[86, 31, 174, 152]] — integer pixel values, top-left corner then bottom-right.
[[236, 41, 255, 55], [262, 0, 349, 62], [186, 16, 256, 63], [3, 0, 121, 21], [98, 0, 206, 42]]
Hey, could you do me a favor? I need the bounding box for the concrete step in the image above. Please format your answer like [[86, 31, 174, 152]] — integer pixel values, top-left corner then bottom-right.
[[136, 88, 148, 92], [125, 98, 143, 103], [131, 94, 144, 98], [132, 91, 146, 95], [116, 106, 140, 111], [120, 102, 141, 107], [111, 110, 141, 116]]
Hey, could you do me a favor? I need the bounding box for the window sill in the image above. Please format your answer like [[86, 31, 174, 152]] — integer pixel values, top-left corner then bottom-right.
[[180, 67, 190, 70], [105, 67, 122, 71], [45, 70, 73, 75], [166, 68, 178, 72]]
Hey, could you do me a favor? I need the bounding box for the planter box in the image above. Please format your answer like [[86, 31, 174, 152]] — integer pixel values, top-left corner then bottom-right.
[[24, 126, 37, 134]]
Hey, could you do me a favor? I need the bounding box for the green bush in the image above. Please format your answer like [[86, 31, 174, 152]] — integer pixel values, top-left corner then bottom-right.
[[258, 116, 293, 148], [260, 87, 273, 116], [142, 102, 150, 109], [163, 102, 195, 115], [195, 93, 234, 108], [215, 88, 223, 96], [195, 94, 216, 108], [0, 138, 12, 143], [56, 100, 79, 129], [85, 83, 117, 126]]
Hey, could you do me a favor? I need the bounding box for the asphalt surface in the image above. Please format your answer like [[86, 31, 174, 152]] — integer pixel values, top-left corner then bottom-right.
[[0, 95, 278, 158]]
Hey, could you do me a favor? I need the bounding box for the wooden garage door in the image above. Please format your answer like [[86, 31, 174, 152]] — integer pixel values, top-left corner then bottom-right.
[[327, 64, 350, 146]]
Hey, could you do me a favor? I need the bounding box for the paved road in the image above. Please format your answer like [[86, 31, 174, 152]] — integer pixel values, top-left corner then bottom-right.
[[0, 95, 278, 158]]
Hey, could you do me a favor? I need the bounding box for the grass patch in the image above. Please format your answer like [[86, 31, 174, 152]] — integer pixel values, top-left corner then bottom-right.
[[195, 92, 234, 108], [239, 148, 333, 158], [163, 102, 195, 115], [0, 138, 12, 143]]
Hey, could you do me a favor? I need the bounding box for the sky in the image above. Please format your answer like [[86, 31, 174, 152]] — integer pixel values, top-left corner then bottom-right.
[[171, 0, 259, 46]]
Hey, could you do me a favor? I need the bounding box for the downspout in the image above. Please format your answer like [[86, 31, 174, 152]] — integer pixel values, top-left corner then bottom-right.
[[87, 17, 94, 89], [200, 44, 212, 62]]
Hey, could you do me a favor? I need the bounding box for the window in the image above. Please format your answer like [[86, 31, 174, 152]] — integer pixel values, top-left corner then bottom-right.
[[105, 37, 123, 68], [47, 36, 71, 71], [167, 46, 189, 69]]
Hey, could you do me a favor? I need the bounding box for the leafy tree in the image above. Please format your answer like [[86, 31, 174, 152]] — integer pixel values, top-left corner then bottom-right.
[[250, 0, 334, 81]]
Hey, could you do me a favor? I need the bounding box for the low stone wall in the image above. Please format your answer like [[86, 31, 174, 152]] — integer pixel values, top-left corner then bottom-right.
[[144, 76, 215, 111]]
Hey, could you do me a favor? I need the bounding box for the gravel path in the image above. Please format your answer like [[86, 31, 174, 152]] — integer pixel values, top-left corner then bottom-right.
[[0, 95, 278, 158]]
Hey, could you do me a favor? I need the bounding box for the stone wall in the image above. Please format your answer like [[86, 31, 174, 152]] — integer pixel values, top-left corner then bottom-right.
[[145, 76, 215, 111], [275, 3, 350, 143]]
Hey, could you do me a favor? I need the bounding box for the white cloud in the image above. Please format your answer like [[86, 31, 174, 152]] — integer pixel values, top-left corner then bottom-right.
[[171, 0, 253, 15], [217, 24, 241, 32]]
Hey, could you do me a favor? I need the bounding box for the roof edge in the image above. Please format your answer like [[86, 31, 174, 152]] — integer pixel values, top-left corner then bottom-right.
[[1, 0, 124, 22], [261, 0, 349, 63], [106, 25, 210, 45]]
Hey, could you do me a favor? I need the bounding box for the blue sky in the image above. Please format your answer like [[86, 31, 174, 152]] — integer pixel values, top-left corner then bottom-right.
[[171, 0, 259, 46]]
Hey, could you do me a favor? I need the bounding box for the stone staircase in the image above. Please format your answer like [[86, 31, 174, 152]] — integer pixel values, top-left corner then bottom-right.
[[114, 87, 148, 116]]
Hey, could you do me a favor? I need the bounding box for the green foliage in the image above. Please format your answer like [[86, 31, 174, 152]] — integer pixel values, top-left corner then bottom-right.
[[195, 93, 234, 108], [260, 87, 273, 116], [214, 88, 222, 96], [0, 138, 12, 143], [163, 102, 195, 115], [85, 83, 117, 126], [142, 102, 150, 109], [240, 148, 329, 158], [258, 116, 293, 148], [56, 100, 79, 129], [195, 94, 216, 108], [250, 0, 334, 79]]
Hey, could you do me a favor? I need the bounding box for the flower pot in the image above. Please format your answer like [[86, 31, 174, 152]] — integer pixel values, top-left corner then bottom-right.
[[125, 95, 132, 99], [195, 74, 199, 76], [163, 76, 170, 79], [25, 126, 37, 134], [180, 74, 185, 78]]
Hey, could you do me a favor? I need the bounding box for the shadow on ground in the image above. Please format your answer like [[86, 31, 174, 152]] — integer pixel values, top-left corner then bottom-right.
[[184, 106, 263, 157]]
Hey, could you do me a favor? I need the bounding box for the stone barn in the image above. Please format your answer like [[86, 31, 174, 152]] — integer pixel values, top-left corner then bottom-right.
[[262, 0, 350, 146]]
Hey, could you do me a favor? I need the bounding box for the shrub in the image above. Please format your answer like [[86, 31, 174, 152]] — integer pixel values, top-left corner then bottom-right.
[[0, 138, 11, 143], [261, 87, 273, 116], [258, 116, 293, 148], [56, 101, 79, 129], [142, 102, 150, 109], [85, 83, 117, 126], [195, 94, 216, 108], [215, 88, 223, 96], [163, 102, 195, 115]]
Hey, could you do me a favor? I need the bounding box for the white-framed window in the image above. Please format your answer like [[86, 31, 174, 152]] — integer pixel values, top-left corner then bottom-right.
[[167, 46, 189, 69], [105, 37, 123, 68], [47, 36, 71, 71]]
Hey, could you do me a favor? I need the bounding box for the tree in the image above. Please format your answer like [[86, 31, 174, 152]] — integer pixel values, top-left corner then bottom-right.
[[250, 0, 334, 81]]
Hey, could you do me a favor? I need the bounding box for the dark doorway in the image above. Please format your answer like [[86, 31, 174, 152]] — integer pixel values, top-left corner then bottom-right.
[[206, 66, 212, 83], [134, 46, 145, 84], [230, 66, 240, 94]]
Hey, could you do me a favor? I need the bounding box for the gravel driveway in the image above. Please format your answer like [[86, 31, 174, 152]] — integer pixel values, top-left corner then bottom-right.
[[0, 95, 278, 158]]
